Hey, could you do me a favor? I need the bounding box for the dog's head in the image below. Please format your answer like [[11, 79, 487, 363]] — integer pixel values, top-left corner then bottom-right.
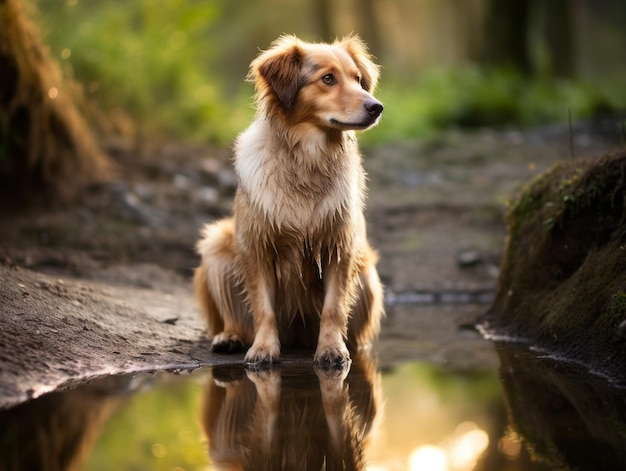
[[248, 35, 383, 131]]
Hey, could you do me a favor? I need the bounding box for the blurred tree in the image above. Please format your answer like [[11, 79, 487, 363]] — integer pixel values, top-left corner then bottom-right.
[[311, 0, 382, 57], [314, 0, 333, 41], [356, 0, 383, 59], [0, 0, 110, 204], [482, 0, 531, 75], [542, 0, 574, 77], [482, 0, 576, 78]]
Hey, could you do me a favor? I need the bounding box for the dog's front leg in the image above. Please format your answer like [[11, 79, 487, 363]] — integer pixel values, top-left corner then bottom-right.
[[315, 258, 352, 367], [244, 267, 281, 366], [247, 368, 281, 446]]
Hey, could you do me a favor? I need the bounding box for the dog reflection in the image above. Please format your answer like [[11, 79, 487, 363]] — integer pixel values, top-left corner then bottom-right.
[[201, 355, 381, 470]]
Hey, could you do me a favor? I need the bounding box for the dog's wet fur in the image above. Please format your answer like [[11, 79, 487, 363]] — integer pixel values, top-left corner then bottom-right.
[[194, 35, 384, 367]]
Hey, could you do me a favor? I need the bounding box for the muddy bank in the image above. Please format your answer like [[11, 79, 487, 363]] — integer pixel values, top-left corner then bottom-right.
[[0, 119, 622, 408], [0, 263, 217, 409], [481, 150, 626, 384]]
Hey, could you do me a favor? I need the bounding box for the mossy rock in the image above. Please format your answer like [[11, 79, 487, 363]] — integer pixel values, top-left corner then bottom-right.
[[480, 150, 626, 383]]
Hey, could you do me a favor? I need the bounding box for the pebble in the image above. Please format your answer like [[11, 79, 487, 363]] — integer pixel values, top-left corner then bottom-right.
[[456, 249, 482, 267], [195, 187, 219, 205], [173, 174, 189, 189]]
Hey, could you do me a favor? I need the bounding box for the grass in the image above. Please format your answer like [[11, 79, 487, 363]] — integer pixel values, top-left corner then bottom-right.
[[363, 66, 621, 146]]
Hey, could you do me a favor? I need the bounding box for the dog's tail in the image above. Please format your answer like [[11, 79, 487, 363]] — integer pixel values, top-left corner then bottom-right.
[[348, 247, 385, 349], [194, 218, 253, 342], [194, 261, 223, 336]]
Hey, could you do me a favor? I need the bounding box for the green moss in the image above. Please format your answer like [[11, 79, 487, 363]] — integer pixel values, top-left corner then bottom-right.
[[487, 151, 626, 382], [505, 161, 580, 240], [506, 152, 626, 250], [607, 291, 626, 317]]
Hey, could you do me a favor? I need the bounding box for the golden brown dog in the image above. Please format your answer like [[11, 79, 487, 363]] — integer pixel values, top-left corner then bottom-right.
[[194, 34, 384, 367], [201, 354, 382, 470]]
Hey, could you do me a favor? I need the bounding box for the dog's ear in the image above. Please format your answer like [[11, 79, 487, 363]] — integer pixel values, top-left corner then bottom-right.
[[340, 35, 380, 93], [249, 36, 304, 111]]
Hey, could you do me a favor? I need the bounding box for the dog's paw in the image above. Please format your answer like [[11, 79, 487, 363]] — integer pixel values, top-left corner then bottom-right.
[[314, 343, 351, 370], [211, 332, 245, 353], [211, 364, 246, 388], [244, 342, 280, 367], [246, 367, 281, 394], [315, 358, 351, 381]]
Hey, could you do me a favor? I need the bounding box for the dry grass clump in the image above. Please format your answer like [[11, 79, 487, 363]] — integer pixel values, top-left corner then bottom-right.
[[0, 0, 111, 203]]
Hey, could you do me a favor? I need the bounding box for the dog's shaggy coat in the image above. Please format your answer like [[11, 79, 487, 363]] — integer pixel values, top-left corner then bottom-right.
[[194, 34, 384, 366]]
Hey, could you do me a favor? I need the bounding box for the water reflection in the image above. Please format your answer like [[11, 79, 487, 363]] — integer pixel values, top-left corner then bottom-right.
[[201, 353, 381, 470], [1, 344, 626, 470], [408, 424, 489, 471], [0, 376, 131, 471], [495, 343, 626, 470]]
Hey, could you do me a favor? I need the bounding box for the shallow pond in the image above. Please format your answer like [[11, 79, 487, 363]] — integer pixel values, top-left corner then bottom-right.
[[2, 340, 625, 471]]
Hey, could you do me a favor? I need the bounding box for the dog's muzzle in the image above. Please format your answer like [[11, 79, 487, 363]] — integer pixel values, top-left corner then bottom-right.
[[364, 99, 384, 119]]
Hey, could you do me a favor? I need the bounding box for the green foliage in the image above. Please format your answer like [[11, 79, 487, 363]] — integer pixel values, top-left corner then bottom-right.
[[34, 1, 622, 146], [83, 373, 209, 470], [35, 0, 250, 144], [384, 361, 501, 404], [364, 66, 617, 145]]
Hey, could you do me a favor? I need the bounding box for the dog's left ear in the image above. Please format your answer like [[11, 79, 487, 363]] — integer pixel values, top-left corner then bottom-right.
[[249, 35, 304, 111], [340, 35, 380, 93]]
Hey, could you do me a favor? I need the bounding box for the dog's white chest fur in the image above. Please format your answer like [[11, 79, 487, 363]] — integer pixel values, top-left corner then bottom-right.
[[234, 120, 363, 231]]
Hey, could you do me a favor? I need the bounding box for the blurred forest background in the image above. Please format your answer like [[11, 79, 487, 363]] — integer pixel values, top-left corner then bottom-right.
[[1, 3, 624, 469], [30, 0, 626, 146]]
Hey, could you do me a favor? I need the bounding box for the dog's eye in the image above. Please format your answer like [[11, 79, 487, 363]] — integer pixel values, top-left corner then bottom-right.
[[356, 75, 362, 84], [321, 74, 336, 85]]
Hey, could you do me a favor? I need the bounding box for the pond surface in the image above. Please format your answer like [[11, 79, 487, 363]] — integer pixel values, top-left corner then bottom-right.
[[2, 340, 625, 471]]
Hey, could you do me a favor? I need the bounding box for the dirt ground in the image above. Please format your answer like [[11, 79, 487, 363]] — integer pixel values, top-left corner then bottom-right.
[[0, 117, 622, 409]]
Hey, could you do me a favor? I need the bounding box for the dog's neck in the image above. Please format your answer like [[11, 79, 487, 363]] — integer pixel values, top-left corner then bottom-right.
[[263, 111, 355, 164], [234, 113, 364, 232]]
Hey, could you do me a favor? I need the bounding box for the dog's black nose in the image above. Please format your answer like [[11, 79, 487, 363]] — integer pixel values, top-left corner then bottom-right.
[[364, 100, 383, 118]]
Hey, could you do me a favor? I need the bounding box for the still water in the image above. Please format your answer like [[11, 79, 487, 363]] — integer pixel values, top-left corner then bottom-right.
[[2, 342, 625, 471]]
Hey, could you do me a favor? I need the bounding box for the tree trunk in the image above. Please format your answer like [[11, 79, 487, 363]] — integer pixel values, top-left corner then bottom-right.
[[356, 0, 383, 59], [482, 0, 532, 75], [314, 0, 333, 42], [0, 0, 110, 204], [542, 0, 575, 77]]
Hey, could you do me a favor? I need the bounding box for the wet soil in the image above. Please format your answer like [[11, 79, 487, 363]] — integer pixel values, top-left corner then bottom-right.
[[0, 118, 621, 409]]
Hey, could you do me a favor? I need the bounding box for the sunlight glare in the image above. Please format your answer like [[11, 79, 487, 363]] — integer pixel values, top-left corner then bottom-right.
[[449, 426, 489, 469], [151, 443, 167, 458], [409, 445, 447, 471], [498, 435, 522, 459]]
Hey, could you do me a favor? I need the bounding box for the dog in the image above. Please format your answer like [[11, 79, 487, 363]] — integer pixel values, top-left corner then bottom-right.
[[201, 354, 382, 470], [194, 34, 384, 367]]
